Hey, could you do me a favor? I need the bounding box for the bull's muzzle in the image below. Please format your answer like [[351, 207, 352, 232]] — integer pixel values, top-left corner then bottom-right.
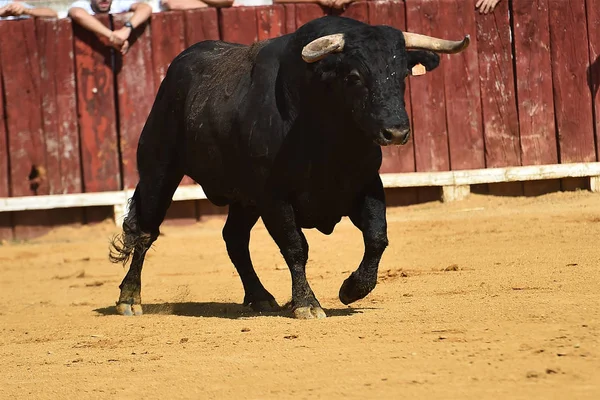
[[379, 127, 411, 146]]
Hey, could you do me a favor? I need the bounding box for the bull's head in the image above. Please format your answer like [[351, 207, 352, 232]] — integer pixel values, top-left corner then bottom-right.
[[301, 27, 469, 146]]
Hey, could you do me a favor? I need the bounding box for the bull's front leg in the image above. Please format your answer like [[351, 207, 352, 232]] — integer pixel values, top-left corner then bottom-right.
[[339, 176, 388, 305], [261, 198, 326, 319]]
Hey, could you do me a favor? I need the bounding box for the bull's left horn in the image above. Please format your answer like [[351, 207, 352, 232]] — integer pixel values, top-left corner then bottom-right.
[[302, 34, 345, 63], [402, 32, 470, 54]]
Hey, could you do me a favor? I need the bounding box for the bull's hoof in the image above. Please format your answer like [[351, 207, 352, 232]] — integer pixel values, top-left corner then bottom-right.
[[249, 299, 280, 312], [116, 302, 143, 316], [339, 273, 375, 305], [293, 306, 327, 319]]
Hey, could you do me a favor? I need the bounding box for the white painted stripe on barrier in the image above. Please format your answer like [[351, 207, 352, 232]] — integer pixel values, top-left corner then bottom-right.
[[1, 162, 600, 213]]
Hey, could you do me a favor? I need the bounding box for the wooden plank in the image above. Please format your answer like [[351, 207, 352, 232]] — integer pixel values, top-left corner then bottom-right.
[[548, 0, 595, 192], [36, 18, 84, 231], [184, 8, 220, 47], [0, 19, 54, 239], [0, 35, 12, 240], [548, 0, 595, 164], [294, 4, 326, 28], [511, 0, 560, 196], [219, 7, 258, 45], [475, 0, 522, 196], [73, 15, 120, 193], [439, 0, 484, 171], [114, 15, 154, 190], [37, 18, 82, 195], [151, 11, 186, 91], [406, 0, 449, 173], [283, 4, 296, 34], [0, 19, 47, 197], [256, 5, 285, 41], [588, 0, 600, 161]]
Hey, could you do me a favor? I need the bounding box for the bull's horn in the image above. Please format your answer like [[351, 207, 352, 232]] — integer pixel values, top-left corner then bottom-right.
[[302, 34, 345, 63], [402, 32, 470, 54]]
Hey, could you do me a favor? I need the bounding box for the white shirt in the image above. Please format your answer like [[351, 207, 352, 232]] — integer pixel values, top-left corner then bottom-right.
[[232, 0, 272, 6], [0, 0, 34, 20], [66, 0, 137, 16]]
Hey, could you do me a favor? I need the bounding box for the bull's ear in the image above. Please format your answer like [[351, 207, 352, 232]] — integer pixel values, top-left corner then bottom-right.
[[407, 50, 440, 76]]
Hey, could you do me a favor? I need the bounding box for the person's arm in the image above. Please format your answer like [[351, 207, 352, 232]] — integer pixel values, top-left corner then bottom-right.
[[111, 2, 152, 54], [161, 0, 232, 9], [68, 7, 115, 40], [1, 2, 58, 18]]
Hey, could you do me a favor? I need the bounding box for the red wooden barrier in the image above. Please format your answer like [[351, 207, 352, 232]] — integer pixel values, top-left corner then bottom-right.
[[0, 51, 10, 240], [439, 0, 484, 171], [114, 15, 155, 190], [475, 1, 522, 196], [184, 8, 220, 47], [73, 15, 121, 193], [0, 19, 47, 197], [283, 4, 296, 34], [0, 19, 53, 238], [220, 7, 258, 44], [294, 3, 326, 27], [73, 15, 120, 223], [37, 19, 82, 195], [36, 18, 84, 228], [257, 5, 285, 40], [588, 0, 600, 160], [336, 1, 369, 22], [548, 0, 596, 192], [511, 0, 560, 196]]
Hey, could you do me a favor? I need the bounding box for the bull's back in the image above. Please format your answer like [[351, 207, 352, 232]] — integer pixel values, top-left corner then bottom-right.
[[157, 41, 267, 204]]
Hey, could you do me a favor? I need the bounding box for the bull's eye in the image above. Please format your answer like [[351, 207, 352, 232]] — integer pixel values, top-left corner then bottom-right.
[[345, 69, 363, 87]]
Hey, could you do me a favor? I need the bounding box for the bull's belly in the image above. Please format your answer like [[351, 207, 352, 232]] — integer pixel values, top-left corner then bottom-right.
[[292, 192, 355, 235]]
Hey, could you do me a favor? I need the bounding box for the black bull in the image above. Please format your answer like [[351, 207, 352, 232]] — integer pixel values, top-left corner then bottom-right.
[[109, 16, 469, 319]]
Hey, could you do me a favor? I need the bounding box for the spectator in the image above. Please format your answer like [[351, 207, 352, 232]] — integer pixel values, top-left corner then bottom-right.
[[0, 1, 58, 19], [475, 0, 501, 14], [160, 0, 354, 10], [68, 0, 152, 55]]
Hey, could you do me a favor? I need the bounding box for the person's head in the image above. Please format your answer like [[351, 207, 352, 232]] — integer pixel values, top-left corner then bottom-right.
[[90, 0, 112, 13]]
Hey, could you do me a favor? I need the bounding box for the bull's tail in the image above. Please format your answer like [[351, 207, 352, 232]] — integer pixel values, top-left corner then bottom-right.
[[109, 194, 152, 265]]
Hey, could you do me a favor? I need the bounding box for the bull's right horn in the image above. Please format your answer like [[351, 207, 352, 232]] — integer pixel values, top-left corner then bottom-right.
[[302, 34, 345, 63], [402, 32, 470, 54]]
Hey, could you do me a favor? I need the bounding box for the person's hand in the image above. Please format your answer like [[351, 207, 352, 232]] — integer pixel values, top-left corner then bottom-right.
[[112, 26, 132, 45], [120, 40, 130, 55], [3, 2, 27, 16], [475, 0, 501, 14], [331, 0, 354, 9]]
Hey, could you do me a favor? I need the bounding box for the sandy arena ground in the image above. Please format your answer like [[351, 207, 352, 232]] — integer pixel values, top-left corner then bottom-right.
[[1, 191, 599, 399]]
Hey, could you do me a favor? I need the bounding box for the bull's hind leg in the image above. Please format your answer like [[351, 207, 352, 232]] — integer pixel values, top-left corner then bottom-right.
[[109, 169, 183, 316], [223, 203, 279, 312]]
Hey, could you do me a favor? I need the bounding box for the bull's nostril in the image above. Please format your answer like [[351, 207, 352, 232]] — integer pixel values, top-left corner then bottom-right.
[[382, 129, 393, 141]]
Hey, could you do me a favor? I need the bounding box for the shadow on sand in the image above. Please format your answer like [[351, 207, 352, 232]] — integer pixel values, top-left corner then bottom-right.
[[94, 301, 372, 319]]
